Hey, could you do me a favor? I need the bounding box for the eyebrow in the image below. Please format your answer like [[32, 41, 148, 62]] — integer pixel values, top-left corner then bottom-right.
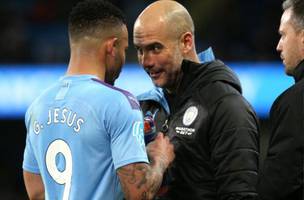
[[135, 42, 163, 49]]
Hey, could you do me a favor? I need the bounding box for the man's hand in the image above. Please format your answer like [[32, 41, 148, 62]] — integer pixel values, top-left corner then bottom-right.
[[117, 132, 175, 200], [147, 132, 175, 170]]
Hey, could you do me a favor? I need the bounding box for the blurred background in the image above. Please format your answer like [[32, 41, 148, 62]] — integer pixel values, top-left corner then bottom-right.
[[0, 0, 289, 199]]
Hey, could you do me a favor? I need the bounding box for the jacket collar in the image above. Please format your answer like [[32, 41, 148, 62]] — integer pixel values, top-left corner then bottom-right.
[[293, 59, 304, 82], [177, 59, 202, 94]]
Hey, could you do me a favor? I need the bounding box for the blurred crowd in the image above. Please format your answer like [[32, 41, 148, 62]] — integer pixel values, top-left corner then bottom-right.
[[0, 0, 282, 64]]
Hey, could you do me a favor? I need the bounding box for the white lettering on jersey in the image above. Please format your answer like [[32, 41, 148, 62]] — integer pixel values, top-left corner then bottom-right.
[[132, 121, 145, 147], [46, 107, 85, 133], [33, 120, 44, 135]]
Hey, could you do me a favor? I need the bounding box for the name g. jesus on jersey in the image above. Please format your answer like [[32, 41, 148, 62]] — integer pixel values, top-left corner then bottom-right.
[[33, 107, 85, 134]]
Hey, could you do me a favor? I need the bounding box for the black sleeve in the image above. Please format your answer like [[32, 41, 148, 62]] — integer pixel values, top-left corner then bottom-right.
[[257, 90, 303, 200], [209, 93, 259, 200]]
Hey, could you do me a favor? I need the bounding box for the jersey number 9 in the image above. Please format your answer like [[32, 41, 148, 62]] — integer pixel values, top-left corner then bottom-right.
[[46, 139, 72, 200]]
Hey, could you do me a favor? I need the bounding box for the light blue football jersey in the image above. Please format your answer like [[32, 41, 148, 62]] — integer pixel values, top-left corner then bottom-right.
[[23, 75, 148, 200]]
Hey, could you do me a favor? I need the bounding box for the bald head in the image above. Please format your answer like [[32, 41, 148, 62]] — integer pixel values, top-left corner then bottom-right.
[[133, 1, 199, 92], [134, 1, 194, 39]]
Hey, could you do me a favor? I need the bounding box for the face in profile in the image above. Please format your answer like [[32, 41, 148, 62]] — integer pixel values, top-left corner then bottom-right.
[[133, 21, 184, 91], [277, 8, 304, 75], [105, 25, 129, 85]]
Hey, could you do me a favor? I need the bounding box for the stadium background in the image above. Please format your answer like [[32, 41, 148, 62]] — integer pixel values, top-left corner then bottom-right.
[[0, 0, 285, 198]]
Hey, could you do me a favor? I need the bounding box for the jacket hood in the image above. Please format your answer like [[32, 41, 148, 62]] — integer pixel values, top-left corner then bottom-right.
[[179, 59, 242, 94]]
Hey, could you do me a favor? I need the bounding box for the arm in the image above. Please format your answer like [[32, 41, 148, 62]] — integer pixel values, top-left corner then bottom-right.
[[258, 92, 303, 199], [23, 170, 45, 200], [23, 114, 44, 200], [117, 133, 174, 200], [210, 94, 259, 199]]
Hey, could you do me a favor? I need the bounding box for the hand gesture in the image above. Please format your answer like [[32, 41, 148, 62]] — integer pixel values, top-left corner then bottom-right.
[[146, 132, 175, 169]]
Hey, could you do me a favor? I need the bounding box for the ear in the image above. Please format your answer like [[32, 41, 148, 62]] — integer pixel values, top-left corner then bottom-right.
[[299, 30, 304, 54], [105, 37, 118, 57], [180, 32, 194, 54], [301, 30, 304, 45]]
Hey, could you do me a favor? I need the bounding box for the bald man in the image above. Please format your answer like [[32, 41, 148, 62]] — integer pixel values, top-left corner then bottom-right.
[[22, 0, 174, 199], [135, 1, 259, 199]]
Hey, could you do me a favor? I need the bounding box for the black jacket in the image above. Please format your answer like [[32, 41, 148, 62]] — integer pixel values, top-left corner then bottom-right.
[[138, 60, 259, 200], [258, 61, 304, 200]]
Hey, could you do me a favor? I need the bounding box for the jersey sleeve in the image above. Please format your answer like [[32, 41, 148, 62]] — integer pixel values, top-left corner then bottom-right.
[[22, 109, 40, 174], [105, 93, 149, 170]]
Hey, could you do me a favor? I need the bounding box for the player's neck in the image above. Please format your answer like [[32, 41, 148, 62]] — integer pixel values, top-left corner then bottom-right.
[[67, 50, 106, 81]]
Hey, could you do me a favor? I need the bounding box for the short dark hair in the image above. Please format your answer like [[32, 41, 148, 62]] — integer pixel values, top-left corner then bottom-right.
[[283, 0, 304, 31], [68, 0, 126, 42]]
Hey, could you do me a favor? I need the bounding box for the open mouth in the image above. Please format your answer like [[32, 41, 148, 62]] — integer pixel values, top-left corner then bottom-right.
[[149, 71, 162, 79]]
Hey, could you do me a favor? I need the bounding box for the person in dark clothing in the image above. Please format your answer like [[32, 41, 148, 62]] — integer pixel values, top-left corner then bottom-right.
[[258, 0, 304, 199], [133, 1, 259, 199]]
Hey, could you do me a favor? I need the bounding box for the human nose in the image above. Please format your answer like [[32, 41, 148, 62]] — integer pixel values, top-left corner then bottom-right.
[[140, 51, 154, 69], [276, 38, 282, 52]]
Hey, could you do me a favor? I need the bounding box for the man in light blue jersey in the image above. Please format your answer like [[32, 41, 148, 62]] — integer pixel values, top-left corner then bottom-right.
[[22, 0, 175, 200]]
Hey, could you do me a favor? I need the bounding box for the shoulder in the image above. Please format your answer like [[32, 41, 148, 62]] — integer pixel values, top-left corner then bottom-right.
[[25, 83, 59, 122], [273, 80, 304, 106], [197, 81, 241, 107], [271, 80, 304, 115], [196, 81, 257, 124], [91, 78, 140, 110]]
